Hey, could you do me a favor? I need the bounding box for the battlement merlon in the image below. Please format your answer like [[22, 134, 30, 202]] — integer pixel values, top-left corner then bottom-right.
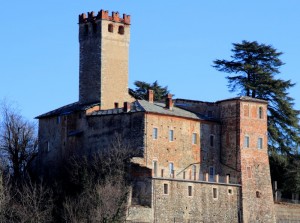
[[79, 10, 131, 25]]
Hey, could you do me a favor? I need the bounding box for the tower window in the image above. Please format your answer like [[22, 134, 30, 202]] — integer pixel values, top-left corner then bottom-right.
[[192, 133, 197, 144], [153, 128, 158, 140], [108, 24, 114, 33], [244, 136, 250, 148], [258, 137, 263, 149], [192, 165, 197, 180], [258, 107, 263, 119], [118, 25, 125, 35], [169, 130, 174, 141]]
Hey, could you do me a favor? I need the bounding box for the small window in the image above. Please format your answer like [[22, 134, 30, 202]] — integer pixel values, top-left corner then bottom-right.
[[153, 128, 158, 140], [228, 188, 233, 195], [153, 160, 157, 177], [108, 24, 114, 33], [209, 166, 215, 182], [192, 133, 197, 144], [183, 171, 186, 179], [169, 130, 174, 141], [257, 137, 263, 149], [244, 136, 250, 148], [247, 166, 252, 179], [188, 186, 193, 196], [256, 191, 261, 198], [169, 162, 174, 177], [192, 165, 197, 180], [163, 183, 168, 195], [258, 107, 263, 119], [213, 188, 218, 199], [210, 135, 214, 147], [118, 25, 125, 35]]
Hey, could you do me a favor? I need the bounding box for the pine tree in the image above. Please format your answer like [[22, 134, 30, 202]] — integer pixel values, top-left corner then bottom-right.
[[133, 80, 171, 101], [213, 40, 300, 156]]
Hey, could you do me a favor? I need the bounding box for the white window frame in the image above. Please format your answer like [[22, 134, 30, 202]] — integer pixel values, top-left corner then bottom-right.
[[258, 137, 263, 149], [169, 162, 174, 177], [192, 133, 197, 144], [153, 127, 158, 140], [244, 136, 250, 148], [169, 129, 174, 142]]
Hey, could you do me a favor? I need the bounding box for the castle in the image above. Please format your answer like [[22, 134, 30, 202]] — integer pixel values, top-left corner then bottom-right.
[[36, 10, 277, 222]]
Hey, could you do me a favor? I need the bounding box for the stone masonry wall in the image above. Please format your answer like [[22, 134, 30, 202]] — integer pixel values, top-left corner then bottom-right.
[[152, 179, 241, 223]]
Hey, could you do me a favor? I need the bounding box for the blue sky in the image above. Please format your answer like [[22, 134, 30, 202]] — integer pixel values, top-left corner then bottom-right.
[[0, 1, 299, 121]]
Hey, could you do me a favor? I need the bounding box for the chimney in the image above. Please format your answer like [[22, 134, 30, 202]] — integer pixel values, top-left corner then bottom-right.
[[114, 102, 119, 109], [147, 89, 154, 103], [123, 102, 131, 112], [166, 94, 173, 110]]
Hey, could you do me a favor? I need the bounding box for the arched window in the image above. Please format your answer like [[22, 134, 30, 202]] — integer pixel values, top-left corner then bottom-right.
[[258, 107, 263, 119], [108, 24, 114, 33], [118, 25, 125, 35]]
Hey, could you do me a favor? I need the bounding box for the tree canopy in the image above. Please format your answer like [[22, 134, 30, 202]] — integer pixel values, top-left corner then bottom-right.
[[133, 80, 171, 101], [213, 40, 300, 155]]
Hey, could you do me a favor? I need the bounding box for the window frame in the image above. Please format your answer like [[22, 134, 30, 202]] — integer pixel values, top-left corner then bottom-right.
[[192, 133, 197, 145], [257, 137, 263, 149], [163, 183, 169, 195], [244, 135, 250, 148], [169, 129, 174, 142], [153, 127, 158, 140]]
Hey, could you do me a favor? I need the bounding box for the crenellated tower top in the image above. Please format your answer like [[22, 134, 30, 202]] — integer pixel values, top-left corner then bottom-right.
[[79, 10, 130, 25]]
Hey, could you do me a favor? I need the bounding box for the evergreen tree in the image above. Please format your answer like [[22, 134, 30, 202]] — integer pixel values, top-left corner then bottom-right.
[[133, 80, 171, 101], [213, 40, 300, 156]]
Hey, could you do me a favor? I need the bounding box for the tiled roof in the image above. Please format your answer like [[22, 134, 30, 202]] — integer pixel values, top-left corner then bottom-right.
[[36, 101, 100, 119], [88, 100, 203, 120]]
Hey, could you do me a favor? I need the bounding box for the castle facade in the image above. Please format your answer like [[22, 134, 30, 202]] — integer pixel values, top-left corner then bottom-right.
[[37, 10, 276, 222]]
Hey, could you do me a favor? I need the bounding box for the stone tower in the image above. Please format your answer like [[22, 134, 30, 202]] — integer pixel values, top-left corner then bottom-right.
[[78, 10, 132, 109], [219, 97, 275, 223]]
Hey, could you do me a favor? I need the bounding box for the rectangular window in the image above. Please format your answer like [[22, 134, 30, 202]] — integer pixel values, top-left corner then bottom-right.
[[209, 166, 214, 182], [57, 116, 61, 124], [188, 186, 192, 196], [169, 130, 174, 141], [153, 128, 158, 139], [169, 162, 174, 177], [210, 135, 214, 147], [247, 166, 252, 179], [163, 183, 168, 195], [228, 188, 233, 195], [244, 136, 250, 148], [192, 133, 197, 144], [153, 160, 157, 177], [213, 188, 218, 199], [258, 137, 263, 149], [192, 165, 197, 180]]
